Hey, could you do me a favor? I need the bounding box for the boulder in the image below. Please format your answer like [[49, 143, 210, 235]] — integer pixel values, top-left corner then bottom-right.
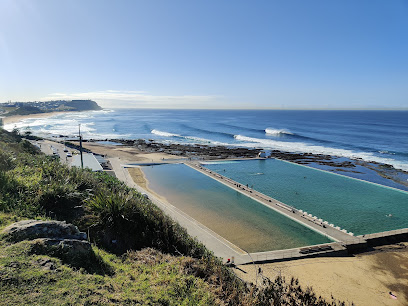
[[2, 220, 104, 273], [31, 238, 93, 257], [2, 220, 87, 242]]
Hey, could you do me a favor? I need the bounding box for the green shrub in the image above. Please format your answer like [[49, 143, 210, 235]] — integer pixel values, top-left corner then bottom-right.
[[0, 151, 15, 171], [87, 192, 131, 227]]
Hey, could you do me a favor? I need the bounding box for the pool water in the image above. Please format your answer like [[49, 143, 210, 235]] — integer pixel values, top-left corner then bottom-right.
[[142, 163, 331, 252]]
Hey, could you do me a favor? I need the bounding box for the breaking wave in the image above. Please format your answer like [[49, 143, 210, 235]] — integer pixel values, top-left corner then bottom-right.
[[151, 129, 181, 137], [265, 128, 293, 136], [151, 129, 226, 145]]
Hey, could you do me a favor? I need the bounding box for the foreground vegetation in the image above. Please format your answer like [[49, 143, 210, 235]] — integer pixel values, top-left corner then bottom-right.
[[0, 128, 349, 305], [0, 213, 216, 304]]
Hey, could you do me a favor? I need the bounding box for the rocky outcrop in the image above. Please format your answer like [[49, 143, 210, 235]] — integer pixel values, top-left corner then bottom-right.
[[2, 220, 87, 242], [2, 220, 92, 259], [31, 238, 93, 258], [2, 220, 111, 275], [106, 138, 262, 159]]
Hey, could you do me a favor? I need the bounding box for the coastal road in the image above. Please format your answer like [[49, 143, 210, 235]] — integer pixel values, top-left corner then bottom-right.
[[28, 139, 74, 165]]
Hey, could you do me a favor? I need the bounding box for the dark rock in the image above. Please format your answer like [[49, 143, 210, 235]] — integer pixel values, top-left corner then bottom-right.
[[31, 238, 93, 257], [2, 220, 87, 242], [34, 258, 58, 271]]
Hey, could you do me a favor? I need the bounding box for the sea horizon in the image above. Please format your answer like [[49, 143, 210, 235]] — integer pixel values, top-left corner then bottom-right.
[[100, 107, 408, 111]]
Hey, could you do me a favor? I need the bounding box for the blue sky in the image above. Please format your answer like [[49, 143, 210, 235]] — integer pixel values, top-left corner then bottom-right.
[[1, 0, 407, 109]]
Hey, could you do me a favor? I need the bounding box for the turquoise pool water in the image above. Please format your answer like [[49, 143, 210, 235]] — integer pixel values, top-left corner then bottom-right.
[[204, 159, 408, 235], [141, 163, 331, 252]]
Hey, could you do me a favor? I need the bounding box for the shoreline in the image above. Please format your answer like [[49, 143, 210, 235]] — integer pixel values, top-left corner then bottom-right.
[[1, 111, 74, 126]]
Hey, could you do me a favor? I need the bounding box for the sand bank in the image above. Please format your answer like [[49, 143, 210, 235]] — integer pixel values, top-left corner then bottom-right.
[[74, 141, 178, 163], [235, 243, 408, 306], [127, 167, 148, 190], [1, 111, 73, 125]]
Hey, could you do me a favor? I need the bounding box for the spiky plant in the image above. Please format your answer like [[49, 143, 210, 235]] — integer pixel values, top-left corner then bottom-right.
[[87, 191, 132, 227]]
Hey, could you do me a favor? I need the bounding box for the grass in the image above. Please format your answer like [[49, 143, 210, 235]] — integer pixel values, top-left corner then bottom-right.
[[0, 213, 217, 305]]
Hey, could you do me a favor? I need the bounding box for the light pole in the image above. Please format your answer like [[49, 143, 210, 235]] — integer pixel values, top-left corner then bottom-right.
[[79, 124, 83, 169], [242, 249, 259, 287]]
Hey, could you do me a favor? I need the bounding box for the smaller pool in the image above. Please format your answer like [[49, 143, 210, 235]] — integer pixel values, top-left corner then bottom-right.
[[95, 141, 123, 146]]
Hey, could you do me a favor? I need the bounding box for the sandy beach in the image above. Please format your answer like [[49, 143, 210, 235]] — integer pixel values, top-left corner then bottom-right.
[[234, 243, 408, 306], [75, 141, 179, 163], [127, 167, 149, 190], [1, 111, 74, 126]]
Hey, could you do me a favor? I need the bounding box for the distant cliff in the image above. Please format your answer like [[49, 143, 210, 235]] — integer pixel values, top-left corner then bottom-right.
[[65, 100, 102, 111], [1, 100, 102, 116]]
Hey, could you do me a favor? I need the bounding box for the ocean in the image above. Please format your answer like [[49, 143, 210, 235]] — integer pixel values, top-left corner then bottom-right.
[[5, 109, 408, 171]]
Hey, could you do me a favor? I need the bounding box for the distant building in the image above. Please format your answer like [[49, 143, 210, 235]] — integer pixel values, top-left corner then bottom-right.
[[71, 153, 103, 171], [258, 150, 271, 158]]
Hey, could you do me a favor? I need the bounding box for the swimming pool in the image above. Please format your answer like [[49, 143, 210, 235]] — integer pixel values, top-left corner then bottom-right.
[[141, 163, 331, 252]]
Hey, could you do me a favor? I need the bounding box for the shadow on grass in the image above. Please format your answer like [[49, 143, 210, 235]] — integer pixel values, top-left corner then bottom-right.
[[29, 240, 115, 276]]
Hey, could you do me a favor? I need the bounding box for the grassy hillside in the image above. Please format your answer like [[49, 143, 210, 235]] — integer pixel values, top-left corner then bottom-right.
[[0, 128, 349, 305], [0, 213, 217, 305]]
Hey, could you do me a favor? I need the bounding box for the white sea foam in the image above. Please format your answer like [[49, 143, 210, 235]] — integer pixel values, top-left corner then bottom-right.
[[98, 109, 115, 113], [233, 134, 408, 171], [151, 129, 226, 145], [265, 128, 293, 136], [3, 114, 131, 139], [151, 129, 181, 137]]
